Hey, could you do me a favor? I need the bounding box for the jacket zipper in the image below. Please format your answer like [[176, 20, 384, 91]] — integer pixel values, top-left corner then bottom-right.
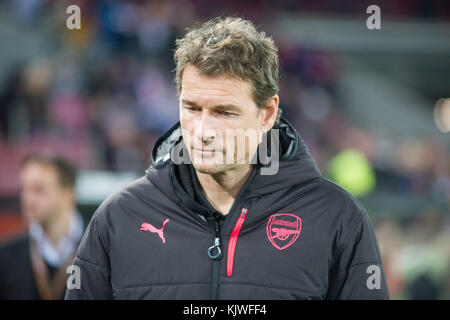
[[209, 213, 222, 300], [206, 169, 257, 299], [169, 163, 257, 300], [210, 205, 250, 299], [227, 208, 248, 277], [207, 215, 222, 260], [208, 172, 255, 300]]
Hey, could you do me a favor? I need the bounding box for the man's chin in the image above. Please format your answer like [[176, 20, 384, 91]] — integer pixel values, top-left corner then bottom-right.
[[191, 161, 230, 175]]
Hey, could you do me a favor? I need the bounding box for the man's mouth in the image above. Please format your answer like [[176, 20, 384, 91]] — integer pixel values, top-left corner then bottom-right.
[[192, 148, 221, 157], [194, 148, 216, 153]]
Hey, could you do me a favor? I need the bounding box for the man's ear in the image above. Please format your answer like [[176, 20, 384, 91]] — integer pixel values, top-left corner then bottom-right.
[[259, 95, 279, 133]]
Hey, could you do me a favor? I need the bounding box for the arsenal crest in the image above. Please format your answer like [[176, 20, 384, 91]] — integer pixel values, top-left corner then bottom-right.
[[266, 214, 302, 250]]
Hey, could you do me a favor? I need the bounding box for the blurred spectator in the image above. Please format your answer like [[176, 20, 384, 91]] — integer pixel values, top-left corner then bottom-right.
[[0, 154, 85, 299]]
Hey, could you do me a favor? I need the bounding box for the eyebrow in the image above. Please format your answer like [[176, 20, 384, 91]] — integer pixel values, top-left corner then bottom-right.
[[181, 99, 241, 112]]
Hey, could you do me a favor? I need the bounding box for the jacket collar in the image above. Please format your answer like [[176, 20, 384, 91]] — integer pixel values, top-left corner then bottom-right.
[[146, 115, 322, 210]]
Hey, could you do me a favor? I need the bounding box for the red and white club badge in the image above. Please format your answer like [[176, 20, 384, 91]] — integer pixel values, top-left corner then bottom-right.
[[266, 214, 302, 250]]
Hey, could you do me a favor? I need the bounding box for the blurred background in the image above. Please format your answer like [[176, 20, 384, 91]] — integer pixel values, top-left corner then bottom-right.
[[0, 0, 448, 299]]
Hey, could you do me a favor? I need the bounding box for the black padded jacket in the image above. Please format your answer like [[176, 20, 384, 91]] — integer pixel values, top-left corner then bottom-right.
[[65, 116, 389, 300]]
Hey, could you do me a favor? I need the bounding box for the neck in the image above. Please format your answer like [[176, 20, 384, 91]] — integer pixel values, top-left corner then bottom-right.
[[195, 164, 253, 216], [41, 207, 74, 246]]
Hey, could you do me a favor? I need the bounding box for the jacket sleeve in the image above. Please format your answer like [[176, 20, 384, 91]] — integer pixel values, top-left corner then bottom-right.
[[65, 211, 113, 300], [326, 203, 390, 300]]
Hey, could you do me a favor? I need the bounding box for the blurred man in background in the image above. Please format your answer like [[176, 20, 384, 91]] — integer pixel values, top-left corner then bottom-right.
[[0, 154, 84, 299]]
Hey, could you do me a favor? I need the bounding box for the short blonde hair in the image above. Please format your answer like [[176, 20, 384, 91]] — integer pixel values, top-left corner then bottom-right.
[[174, 16, 282, 124]]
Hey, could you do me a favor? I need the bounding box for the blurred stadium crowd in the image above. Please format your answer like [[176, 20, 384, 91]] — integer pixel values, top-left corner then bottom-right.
[[0, 0, 448, 299]]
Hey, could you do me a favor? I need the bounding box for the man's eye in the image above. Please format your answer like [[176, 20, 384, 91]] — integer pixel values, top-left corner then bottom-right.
[[185, 106, 200, 112], [218, 111, 234, 117]]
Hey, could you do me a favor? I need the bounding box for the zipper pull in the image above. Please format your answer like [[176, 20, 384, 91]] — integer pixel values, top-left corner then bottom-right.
[[207, 215, 222, 260], [208, 236, 222, 260]]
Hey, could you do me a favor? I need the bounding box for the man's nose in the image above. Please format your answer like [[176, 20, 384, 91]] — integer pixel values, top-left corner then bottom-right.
[[195, 112, 216, 144]]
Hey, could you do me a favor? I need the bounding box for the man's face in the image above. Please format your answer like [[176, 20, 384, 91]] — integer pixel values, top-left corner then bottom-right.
[[20, 162, 70, 224], [179, 64, 271, 175]]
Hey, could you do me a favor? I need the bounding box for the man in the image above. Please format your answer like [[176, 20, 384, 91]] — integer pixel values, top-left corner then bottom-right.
[[65, 17, 389, 299], [0, 155, 84, 299]]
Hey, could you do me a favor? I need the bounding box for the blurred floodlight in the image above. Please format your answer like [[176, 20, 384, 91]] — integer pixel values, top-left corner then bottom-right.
[[327, 149, 376, 197], [433, 98, 450, 133]]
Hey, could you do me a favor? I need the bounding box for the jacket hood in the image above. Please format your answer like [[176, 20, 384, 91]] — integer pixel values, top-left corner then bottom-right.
[[146, 115, 322, 199]]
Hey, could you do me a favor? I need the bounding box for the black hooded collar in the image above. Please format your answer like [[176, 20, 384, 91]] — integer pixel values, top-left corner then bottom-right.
[[146, 115, 322, 218]]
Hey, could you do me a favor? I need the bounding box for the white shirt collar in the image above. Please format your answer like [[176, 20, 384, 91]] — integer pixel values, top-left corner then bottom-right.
[[29, 211, 84, 267]]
